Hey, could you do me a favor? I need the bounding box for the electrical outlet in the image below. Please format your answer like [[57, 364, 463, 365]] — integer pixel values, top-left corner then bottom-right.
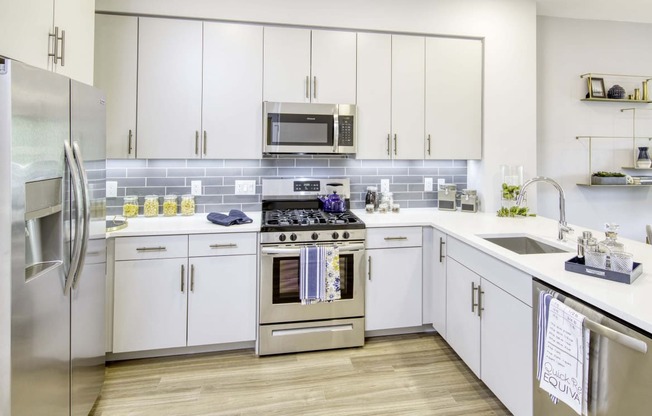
[[380, 179, 390, 194], [424, 177, 433, 192], [191, 180, 202, 196], [235, 180, 256, 195], [437, 178, 445, 190], [106, 181, 117, 198]]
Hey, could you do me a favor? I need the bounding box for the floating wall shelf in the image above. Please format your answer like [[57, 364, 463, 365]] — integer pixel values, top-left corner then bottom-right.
[[580, 73, 652, 102]]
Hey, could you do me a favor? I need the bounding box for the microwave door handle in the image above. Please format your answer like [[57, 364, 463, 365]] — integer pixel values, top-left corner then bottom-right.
[[333, 112, 339, 153]]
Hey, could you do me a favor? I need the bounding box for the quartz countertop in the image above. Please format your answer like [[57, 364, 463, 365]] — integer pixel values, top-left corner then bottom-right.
[[106, 212, 262, 237]]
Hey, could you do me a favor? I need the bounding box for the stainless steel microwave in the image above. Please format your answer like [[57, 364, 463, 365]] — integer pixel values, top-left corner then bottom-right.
[[263, 102, 356, 155]]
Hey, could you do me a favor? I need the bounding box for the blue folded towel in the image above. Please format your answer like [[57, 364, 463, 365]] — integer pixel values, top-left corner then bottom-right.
[[207, 210, 253, 226], [300, 246, 326, 305]]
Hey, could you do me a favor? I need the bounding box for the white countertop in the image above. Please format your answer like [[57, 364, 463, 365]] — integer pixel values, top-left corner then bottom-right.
[[106, 208, 652, 334]]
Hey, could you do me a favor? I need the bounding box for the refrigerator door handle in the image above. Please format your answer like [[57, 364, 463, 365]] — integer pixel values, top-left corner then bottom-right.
[[71, 141, 90, 289], [63, 141, 84, 295]]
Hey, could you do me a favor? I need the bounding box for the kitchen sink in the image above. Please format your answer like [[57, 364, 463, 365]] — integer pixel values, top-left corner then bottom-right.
[[480, 235, 571, 255]]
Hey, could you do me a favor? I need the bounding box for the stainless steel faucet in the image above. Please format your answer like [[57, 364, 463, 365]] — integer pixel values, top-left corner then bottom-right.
[[516, 176, 573, 241]]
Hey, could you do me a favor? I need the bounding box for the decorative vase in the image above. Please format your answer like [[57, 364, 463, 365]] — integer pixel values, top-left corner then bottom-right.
[[636, 146, 652, 168]]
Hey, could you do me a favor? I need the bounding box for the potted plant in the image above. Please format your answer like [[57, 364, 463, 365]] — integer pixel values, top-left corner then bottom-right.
[[591, 171, 627, 185]]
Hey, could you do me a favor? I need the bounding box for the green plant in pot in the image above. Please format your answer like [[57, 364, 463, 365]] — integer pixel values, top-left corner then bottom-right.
[[591, 171, 626, 185]]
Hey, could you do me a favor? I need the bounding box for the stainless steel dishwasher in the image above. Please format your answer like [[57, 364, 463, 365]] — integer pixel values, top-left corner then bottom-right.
[[533, 278, 651, 415]]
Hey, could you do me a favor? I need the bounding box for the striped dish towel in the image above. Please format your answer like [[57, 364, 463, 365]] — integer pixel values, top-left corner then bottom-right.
[[537, 291, 559, 405], [300, 246, 326, 305]]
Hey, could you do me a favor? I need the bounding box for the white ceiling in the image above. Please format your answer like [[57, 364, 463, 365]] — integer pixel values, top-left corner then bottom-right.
[[536, 0, 652, 24]]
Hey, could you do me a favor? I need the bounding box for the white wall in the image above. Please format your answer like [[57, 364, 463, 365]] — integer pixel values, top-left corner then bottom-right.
[[96, 0, 538, 212], [538, 16, 652, 240]]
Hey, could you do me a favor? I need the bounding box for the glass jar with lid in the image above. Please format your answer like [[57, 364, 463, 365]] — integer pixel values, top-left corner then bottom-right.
[[143, 195, 159, 217], [381, 191, 393, 208], [180, 194, 195, 216], [365, 186, 378, 210], [163, 194, 178, 216], [122, 195, 138, 217]]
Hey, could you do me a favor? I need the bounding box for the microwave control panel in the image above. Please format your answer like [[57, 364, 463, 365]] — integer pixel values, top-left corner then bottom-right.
[[338, 116, 354, 146]]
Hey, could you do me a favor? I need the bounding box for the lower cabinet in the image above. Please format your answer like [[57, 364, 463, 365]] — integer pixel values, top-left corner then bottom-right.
[[446, 237, 533, 416], [365, 227, 423, 331]]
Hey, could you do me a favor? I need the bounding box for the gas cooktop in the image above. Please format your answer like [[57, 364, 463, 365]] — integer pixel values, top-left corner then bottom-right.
[[261, 208, 365, 232]]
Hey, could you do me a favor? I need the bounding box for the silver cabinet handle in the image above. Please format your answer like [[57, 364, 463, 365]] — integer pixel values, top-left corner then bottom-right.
[[393, 134, 397, 156], [439, 237, 446, 263], [181, 264, 185, 293], [471, 282, 479, 313], [59, 29, 66, 66], [136, 246, 167, 252], [190, 264, 195, 292], [49, 26, 63, 64], [203, 131, 207, 155], [313, 76, 317, 99], [128, 129, 133, 155], [478, 286, 485, 317], [384, 236, 407, 241], [209, 243, 238, 249], [427, 134, 432, 156], [305, 76, 310, 99], [368, 255, 372, 281], [195, 131, 199, 155], [386, 134, 391, 156]]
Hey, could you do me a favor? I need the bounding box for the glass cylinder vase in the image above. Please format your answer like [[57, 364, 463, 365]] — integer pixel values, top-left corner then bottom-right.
[[500, 165, 523, 208]]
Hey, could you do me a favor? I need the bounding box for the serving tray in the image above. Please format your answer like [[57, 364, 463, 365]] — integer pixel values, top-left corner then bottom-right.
[[565, 256, 642, 284]]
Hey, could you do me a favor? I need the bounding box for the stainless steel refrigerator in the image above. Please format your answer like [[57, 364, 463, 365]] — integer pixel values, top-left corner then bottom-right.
[[0, 58, 106, 416]]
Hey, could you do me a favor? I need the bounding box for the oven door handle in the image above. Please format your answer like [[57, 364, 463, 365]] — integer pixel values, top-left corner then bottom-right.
[[261, 243, 365, 256]]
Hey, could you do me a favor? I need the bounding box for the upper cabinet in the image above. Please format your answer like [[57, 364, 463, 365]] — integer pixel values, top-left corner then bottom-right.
[[263, 27, 356, 104], [0, 0, 95, 84], [425, 37, 482, 160], [94, 14, 138, 159]]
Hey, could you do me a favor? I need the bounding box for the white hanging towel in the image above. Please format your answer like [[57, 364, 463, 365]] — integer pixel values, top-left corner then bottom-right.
[[539, 297, 590, 415]]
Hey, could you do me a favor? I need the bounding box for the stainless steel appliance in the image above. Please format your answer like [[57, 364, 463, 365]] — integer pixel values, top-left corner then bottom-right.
[[262, 102, 356, 155], [533, 279, 651, 416], [0, 58, 106, 416], [257, 178, 366, 355]]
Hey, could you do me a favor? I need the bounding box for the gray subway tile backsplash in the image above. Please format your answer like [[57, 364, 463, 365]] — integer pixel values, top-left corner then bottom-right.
[[106, 158, 468, 215]]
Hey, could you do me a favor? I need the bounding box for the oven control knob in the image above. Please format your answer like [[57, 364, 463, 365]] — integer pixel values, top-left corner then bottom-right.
[[278, 234, 287, 242], [311, 232, 319, 240], [343, 231, 350, 239], [290, 233, 297, 241], [332, 232, 339, 239]]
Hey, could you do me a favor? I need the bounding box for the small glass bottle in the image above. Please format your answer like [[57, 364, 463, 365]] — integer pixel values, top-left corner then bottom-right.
[[143, 195, 159, 217], [180, 194, 196, 216], [599, 223, 625, 253], [122, 195, 138, 218], [163, 194, 178, 216]]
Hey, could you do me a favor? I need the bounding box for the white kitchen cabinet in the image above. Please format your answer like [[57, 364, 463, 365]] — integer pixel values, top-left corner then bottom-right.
[[425, 37, 482, 160], [113, 258, 188, 353], [365, 227, 423, 331], [428, 229, 447, 338], [391, 35, 425, 160], [94, 14, 138, 159], [137, 17, 203, 159], [263, 27, 356, 104], [202, 22, 263, 159], [356, 32, 392, 159], [0, 0, 94, 83]]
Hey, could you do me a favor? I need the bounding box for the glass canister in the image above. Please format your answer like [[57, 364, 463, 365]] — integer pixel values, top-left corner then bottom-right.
[[500, 165, 523, 209], [143, 195, 159, 217], [365, 186, 378, 210], [122, 195, 138, 218], [381, 191, 393, 208], [180, 194, 196, 216], [163, 194, 178, 216]]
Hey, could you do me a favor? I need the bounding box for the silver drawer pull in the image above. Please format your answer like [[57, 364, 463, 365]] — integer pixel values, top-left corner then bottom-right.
[[209, 243, 238, 249], [136, 246, 167, 252], [384, 236, 408, 241]]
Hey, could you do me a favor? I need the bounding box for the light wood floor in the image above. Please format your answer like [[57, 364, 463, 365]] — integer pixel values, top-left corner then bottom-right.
[[90, 333, 511, 416]]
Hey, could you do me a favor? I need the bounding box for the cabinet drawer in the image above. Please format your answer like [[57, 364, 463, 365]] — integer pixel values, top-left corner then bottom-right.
[[366, 227, 422, 249], [114, 235, 188, 261], [189, 232, 257, 257]]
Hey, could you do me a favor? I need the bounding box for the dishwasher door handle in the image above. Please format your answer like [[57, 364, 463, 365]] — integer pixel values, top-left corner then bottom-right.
[[585, 319, 648, 354]]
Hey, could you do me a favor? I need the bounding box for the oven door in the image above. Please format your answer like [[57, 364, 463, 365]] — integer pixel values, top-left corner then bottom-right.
[[259, 242, 365, 324]]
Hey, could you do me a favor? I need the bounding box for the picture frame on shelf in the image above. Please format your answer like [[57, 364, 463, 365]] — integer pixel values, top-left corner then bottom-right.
[[588, 77, 606, 98]]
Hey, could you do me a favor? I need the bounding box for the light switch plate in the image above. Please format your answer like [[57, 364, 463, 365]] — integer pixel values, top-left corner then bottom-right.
[[424, 177, 433, 192], [106, 181, 117, 198], [235, 180, 256, 195], [191, 180, 202, 196], [380, 179, 390, 194]]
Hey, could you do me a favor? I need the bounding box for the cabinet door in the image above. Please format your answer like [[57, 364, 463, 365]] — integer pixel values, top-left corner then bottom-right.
[[52, 0, 95, 84], [446, 257, 480, 376], [187, 255, 256, 346], [0, 0, 52, 72], [202, 22, 263, 159], [391, 35, 425, 159], [113, 258, 188, 353], [426, 37, 482, 159], [430, 229, 447, 338], [263, 27, 311, 103], [356, 32, 392, 160], [94, 14, 138, 159], [311, 30, 357, 104], [137, 17, 202, 159], [365, 247, 422, 331], [480, 278, 533, 416]]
